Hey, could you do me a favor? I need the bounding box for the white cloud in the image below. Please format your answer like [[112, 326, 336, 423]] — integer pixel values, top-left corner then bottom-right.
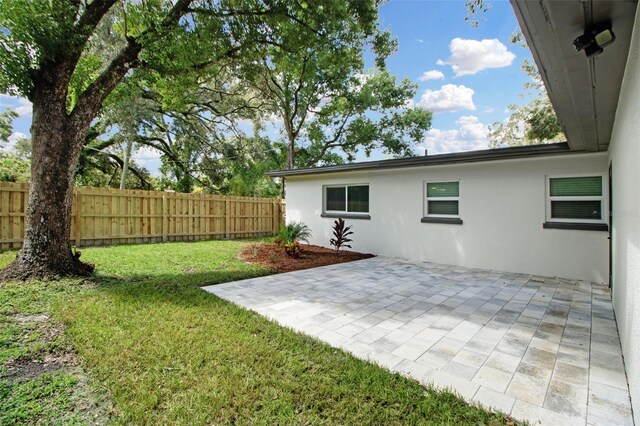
[[439, 38, 515, 77], [8, 131, 27, 143], [415, 38, 425, 43], [418, 70, 445, 82], [0, 94, 32, 117], [15, 98, 32, 117], [483, 107, 495, 113], [420, 115, 490, 154], [416, 84, 476, 112], [2, 131, 28, 151], [132, 145, 162, 169]]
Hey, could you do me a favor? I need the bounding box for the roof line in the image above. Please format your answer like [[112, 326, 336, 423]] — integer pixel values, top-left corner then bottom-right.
[[266, 143, 593, 177]]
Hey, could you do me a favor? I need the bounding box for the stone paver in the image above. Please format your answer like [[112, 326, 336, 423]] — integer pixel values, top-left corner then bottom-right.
[[202, 257, 634, 426]]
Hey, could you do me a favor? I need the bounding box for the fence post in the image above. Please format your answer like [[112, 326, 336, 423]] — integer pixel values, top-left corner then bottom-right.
[[225, 200, 230, 239], [272, 200, 277, 235], [279, 200, 285, 229], [74, 189, 81, 247], [162, 193, 168, 242]]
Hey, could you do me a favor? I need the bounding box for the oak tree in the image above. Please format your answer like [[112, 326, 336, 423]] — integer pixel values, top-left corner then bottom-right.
[[0, 0, 380, 279]]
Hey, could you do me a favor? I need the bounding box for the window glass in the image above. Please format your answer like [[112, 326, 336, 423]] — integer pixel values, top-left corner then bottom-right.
[[551, 201, 602, 220], [427, 181, 459, 198], [347, 185, 369, 213], [547, 175, 604, 222], [426, 181, 459, 217], [550, 176, 602, 197], [428, 200, 459, 216], [326, 187, 346, 211]]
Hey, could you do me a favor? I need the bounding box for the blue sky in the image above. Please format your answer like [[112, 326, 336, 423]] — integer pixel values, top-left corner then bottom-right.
[[377, 0, 533, 156], [0, 0, 534, 174]]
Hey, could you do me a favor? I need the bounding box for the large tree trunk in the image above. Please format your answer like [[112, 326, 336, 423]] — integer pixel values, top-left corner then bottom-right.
[[0, 85, 94, 281]]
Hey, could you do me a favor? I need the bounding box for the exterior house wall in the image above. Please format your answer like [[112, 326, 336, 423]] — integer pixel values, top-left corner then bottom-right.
[[608, 5, 640, 422], [285, 152, 608, 282]]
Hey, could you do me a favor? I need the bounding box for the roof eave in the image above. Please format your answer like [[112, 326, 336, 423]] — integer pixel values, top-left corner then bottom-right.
[[266, 143, 582, 177], [510, 0, 637, 152]]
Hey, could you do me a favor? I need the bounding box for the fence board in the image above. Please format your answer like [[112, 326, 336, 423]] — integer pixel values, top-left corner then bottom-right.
[[0, 183, 285, 250]]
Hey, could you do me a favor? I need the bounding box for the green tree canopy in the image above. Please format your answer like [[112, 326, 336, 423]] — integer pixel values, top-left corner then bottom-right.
[[0, 0, 388, 279]]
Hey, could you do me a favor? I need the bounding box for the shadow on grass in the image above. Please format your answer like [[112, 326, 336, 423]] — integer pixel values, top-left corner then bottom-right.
[[85, 267, 274, 309], [59, 268, 520, 425], [46, 243, 521, 425]]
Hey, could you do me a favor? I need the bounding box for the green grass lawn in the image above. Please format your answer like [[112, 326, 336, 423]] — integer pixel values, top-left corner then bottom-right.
[[0, 240, 519, 425]]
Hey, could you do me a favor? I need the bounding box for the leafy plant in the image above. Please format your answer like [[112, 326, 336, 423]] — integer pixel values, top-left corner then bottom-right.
[[284, 241, 302, 258], [276, 222, 312, 257], [329, 219, 353, 251], [276, 222, 312, 246]]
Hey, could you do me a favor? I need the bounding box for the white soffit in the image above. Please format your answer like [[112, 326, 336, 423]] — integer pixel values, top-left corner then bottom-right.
[[511, 0, 638, 152]]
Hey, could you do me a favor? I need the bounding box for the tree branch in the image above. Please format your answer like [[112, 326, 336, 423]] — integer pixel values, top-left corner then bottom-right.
[[71, 0, 193, 128], [75, 0, 119, 36]]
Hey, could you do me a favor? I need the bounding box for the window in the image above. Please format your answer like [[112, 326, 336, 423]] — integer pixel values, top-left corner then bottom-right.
[[546, 175, 605, 223], [425, 181, 460, 217], [324, 184, 369, 214]]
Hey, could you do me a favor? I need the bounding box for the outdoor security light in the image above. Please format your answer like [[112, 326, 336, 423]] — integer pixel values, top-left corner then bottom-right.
[[573, 23, 616, 57]]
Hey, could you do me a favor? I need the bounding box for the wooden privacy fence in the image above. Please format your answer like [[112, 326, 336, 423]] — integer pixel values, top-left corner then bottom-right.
[[0, 182, 285, 251]]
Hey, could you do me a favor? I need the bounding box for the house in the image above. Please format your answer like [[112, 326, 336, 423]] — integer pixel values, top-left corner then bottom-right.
[[267, 0, 640, 422]]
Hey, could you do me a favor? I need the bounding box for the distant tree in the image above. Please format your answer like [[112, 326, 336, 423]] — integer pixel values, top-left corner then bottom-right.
[[248, 27, 432, 176], [488, 32, 563, 147], [0, 109, 17, 145], [0, 153, 31, 183], [0, 0, 381, 280], [0, 109, 31, 182], [464, 0, 492, 28], [463, 5, 563, 147]]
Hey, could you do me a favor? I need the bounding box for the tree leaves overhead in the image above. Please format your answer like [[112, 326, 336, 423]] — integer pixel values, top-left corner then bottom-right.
[[462, 8, 563, 148], [488, 47, 564, 148], [1, 0, 432, 195], [246, 9, 432, 170]]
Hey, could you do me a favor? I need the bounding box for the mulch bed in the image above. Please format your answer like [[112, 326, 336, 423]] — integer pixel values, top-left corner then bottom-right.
[[239, 243, 374, 273]]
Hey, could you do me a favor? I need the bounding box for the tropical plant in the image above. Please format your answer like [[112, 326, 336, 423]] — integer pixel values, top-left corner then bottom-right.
[[329, 218, 353, 251], [276, 221, 312, 258]]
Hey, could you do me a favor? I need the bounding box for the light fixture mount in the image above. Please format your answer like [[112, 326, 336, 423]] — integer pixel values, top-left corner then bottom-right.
[[573, 22, 615, 57]]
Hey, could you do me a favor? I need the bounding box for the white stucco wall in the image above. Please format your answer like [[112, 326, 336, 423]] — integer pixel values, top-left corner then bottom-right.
[[608, 5, 640, 423], [286, 152, 608, 283]]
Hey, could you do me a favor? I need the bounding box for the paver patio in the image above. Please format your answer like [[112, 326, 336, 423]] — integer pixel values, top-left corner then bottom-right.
[[202, 257, 634, 426]]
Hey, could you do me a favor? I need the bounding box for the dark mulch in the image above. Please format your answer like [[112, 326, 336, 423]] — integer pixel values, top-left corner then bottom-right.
[[239, 243, 374, 273]]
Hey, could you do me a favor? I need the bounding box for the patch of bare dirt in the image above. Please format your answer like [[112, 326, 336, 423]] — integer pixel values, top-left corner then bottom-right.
[[4, 352, 77, 381], [13, 313, 50, 324], [240, 243, 374, 273], [2, 312, 114, 424]]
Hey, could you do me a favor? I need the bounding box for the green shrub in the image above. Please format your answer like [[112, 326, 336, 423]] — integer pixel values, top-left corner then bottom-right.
[[276, 222, 312, 257]]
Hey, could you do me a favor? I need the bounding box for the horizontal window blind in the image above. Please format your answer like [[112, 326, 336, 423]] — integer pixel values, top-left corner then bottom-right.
[[428, 200, 459, 216], [427, 181, 459, 198], [550, 176, 602, 197], [551, 201, 602, 220]]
